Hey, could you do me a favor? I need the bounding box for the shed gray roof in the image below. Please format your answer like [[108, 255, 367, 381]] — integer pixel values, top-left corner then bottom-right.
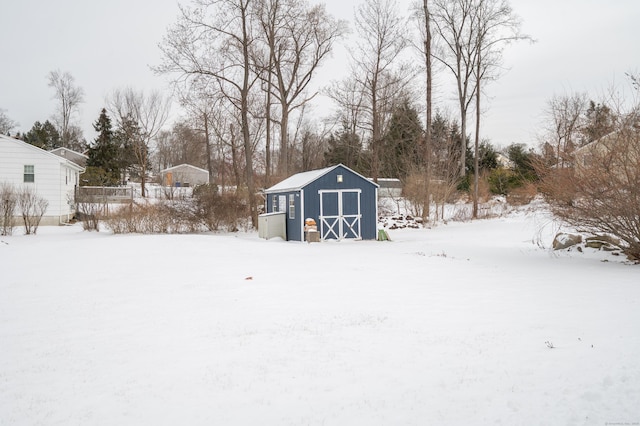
[[264, 164, 379, 193], [160, 163, 209, 174]]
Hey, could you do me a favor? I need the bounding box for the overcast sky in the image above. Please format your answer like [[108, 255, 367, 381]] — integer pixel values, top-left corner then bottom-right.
[[1, 0, 638, 150]]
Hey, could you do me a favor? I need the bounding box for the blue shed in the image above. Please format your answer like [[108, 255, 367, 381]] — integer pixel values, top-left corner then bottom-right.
[[264, 164, 379, 241]]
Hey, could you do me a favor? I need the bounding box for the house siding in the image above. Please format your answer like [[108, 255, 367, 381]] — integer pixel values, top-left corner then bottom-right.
[[0, 136, 83, 224]]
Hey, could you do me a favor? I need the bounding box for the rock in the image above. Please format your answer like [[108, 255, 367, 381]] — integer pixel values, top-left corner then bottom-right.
[[553, 233, 583, 250], [586, 235, 621, 247], [585, 240, 607, 249]]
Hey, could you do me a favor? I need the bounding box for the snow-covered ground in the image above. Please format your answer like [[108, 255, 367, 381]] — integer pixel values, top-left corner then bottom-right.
[[1, 205, 639, 425]]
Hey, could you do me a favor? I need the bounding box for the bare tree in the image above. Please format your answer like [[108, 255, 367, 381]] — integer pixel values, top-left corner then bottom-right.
[[157, 0, 260, 226], [543, 92, 588, 169], [539, 75, 640, 260], [325, 77, 367, 144], [108, 88, 171, 197], [352, 0, 411, 182], [0, 109, 18, 135], [411, 0, 434, 220], [541, 122, 640, 260], [255, 0, 346, 176], [156, 121, 207, 171], [471, 0, 529, 218], [422, 0, 433, 221], [47, 70, 85, 149], [430, 0, 478, 178], [176, 79, 218, 183]]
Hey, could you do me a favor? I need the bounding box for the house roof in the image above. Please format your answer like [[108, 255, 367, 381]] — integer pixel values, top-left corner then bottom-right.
[[0, 134, 85, 172], [573, 130, 620, 156], [265, 164, 379, 193], [50, 147, 88, 159], [49, 147, 88, 167], [161, 163, 209, 174]]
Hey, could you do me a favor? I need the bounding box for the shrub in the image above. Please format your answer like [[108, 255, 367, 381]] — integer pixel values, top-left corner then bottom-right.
[[105, 200, 200, 234], [1, 183, 17, 236], [76, 196, 105, 231], [193, 185, 248, 232], [18, 187, 48, 235], [506, 183, 538, 206], [487, 168, 519, 195], [539, 124, 640, 260]]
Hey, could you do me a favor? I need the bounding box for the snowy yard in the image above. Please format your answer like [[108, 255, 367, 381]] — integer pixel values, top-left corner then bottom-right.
[[1, 206, 639, 425]]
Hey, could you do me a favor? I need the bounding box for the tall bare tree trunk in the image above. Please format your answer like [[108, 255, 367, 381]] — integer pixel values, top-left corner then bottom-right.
[[279, 102, 289, 176], [371, 78, 380, 183], [423, 0, 432, 222], [240, 1, 258, 227], [265, 64, 272, 186], [473, 52, 481, 219], [203, 112, 214, 184]]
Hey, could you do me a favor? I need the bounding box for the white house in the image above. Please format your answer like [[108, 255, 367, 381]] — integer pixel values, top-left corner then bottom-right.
[[0, 135, 85, 225], [161, 164, 209, 187]]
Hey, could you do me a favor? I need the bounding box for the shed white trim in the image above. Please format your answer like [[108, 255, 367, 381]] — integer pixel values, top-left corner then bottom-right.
[[265, 164, 379, 193], [318, 189, 362, 241]]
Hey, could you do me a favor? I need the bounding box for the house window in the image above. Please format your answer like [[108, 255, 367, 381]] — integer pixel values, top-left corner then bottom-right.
[[272, 195, 278, 212], [289, 194, 295, 219], [24, 165, 35, 183]]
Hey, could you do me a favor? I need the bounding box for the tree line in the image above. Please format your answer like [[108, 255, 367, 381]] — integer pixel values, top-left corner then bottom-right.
[[2, 0, 531, 227], [3, 0, 638, 254]]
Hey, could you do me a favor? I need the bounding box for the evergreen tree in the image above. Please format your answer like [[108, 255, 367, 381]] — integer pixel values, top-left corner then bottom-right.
[[87, 109, 120, 185], [581, 100, 615, 145], [381, 100, 423, 179], [22, 120, 61, 150], [431, 113, 464, 179], [506, 143, 537, 182], [477, 141, 498, 171], [460, 139, 496, 192], [115, 114, 142, 183], [324, 124, 364, 173]]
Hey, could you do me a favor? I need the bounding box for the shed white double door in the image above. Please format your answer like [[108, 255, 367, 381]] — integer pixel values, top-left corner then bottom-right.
[[318, 189, 362, 240]]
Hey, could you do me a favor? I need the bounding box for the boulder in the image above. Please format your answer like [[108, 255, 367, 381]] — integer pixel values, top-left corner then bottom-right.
[[552, 233, 583, 250], [586, 235, 621, 247]]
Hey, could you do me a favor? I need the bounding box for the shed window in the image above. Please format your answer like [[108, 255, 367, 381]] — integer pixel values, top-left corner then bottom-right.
[[272, 195, 278, 212], [24, 165, 35, 183], [289, 194, 295, 219]]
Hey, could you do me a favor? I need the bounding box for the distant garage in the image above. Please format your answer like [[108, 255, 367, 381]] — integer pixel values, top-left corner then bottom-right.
[[161, 164, 209, 187], [263, 164, 379, 241]]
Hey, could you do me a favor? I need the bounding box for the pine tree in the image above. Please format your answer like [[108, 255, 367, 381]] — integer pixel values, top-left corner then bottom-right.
[[324, 124, 364, 173], [22, 120, 61, 150], [115, 114, 142, 184], [86, 109, 120, 185], [381, 100, 424, 179]]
